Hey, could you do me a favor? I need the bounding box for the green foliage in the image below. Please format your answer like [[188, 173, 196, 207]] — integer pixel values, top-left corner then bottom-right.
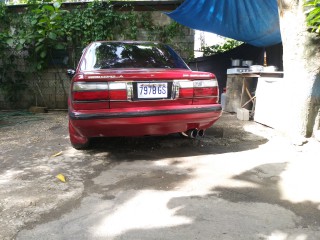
[[0, 2, 7, 20], [201, 39, 243, 56], [0, 1, 189, 104], [0, 2, 27, 103], [305, 0, 320, 35], [64, 1, 122, 46], [0, 41, 27, 103], [62, 1, 145, 62], [25, 1, 68, 71]]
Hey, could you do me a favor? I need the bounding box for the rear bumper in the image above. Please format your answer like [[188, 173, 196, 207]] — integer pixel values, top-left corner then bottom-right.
[[69, 104, 222, 137], [69, 105, 221, 120]]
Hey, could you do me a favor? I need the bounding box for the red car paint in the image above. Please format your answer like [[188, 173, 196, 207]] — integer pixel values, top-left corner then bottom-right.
[[68, 41, 222, 149]]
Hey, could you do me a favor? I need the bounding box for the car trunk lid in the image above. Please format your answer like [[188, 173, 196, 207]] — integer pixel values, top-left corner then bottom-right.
[[71, 69, 219, 110]]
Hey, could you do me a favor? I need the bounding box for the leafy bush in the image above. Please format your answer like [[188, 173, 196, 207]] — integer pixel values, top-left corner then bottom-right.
[[0, 1, 186, 103], [201, 39, 243, 57], [305, 0, 320, 35]]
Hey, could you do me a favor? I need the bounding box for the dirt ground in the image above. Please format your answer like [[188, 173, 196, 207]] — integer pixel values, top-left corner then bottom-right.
[[0, 111, 320, 240]]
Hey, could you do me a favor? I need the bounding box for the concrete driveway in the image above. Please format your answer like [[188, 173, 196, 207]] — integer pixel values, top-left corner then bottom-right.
[[0, 111, 320, 240]]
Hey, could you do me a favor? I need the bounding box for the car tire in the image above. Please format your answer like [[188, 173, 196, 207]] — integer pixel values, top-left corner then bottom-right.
[[70, 140, 90, 150]]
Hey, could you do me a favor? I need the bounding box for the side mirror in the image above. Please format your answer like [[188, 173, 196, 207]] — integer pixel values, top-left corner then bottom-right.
[[67, 69, 75, 78]]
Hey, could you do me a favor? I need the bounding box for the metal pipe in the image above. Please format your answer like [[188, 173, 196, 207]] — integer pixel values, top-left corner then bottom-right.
[[187, 129, 198, 138], [198, 129, 205, 137]]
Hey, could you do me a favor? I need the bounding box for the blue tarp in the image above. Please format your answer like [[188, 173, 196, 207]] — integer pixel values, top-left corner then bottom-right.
[[167, 0, 282, 47]]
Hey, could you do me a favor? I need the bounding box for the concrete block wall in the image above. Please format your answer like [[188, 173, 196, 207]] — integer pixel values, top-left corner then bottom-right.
[[153, 12, 194, 59], [0, 67, 70, 110], [28, 69, 70, 109], [136, 12, 194, 59]]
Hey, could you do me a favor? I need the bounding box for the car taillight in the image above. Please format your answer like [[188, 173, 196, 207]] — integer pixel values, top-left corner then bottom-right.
[[177, 79, 219, 100], [109, 82, 131, 101], [193, 80, 218, 97], [178, 81, 194, 98], [72, 82, 109, 101]]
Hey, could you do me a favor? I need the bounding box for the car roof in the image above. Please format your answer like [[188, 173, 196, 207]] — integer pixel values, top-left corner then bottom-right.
[[90, 40, 162, 45]]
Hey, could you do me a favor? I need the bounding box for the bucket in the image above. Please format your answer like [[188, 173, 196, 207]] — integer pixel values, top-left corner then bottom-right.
[[231, 59, 241, 67]]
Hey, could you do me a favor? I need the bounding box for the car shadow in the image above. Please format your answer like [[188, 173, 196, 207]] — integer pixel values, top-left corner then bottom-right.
[[85, 114, 269, 162]]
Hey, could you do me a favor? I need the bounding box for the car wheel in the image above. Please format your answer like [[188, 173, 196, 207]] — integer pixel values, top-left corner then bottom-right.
[[70, 140, 90, 150]]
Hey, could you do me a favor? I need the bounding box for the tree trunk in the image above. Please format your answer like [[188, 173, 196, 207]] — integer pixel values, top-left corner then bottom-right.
[[278, 0, 320, 140]]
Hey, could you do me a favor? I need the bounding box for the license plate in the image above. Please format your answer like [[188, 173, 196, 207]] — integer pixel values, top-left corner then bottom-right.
[[137, 82, 168, 99]]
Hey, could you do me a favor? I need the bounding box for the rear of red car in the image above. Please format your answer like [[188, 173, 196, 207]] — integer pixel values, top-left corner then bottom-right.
[[68, 41, 222, 149]]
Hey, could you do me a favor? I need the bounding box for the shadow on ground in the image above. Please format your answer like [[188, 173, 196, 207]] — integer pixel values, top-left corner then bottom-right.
[[109, 163, 320, 240], [4, 112, 295, 240], [85, 113, 268, 163]]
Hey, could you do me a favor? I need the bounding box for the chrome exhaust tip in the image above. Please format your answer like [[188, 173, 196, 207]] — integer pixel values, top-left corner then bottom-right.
[[198, 129, 205, 137], [186, 129, 198, 138]]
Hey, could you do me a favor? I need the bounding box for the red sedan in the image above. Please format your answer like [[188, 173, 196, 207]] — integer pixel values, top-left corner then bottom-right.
[[68, 41, 222, 149]]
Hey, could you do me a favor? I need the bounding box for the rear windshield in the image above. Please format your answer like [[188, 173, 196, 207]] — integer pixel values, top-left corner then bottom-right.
[[80, 42, 189, 70]]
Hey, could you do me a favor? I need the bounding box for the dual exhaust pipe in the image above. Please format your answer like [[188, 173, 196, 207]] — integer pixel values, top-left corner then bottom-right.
[[185, 129, 205, 139]]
